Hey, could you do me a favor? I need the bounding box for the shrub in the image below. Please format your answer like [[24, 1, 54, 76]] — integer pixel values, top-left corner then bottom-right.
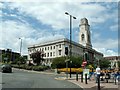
[[25, 66, 32, 70], [51, 56, 83, 69], [20, 64, 26, 69], [57, 68, 83, 73], [32, 66, 44, 71], [12, 64, 20, 68], [12, 64, 49, 71]]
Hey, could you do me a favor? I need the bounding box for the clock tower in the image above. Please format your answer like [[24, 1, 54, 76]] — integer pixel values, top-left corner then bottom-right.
[[79, 18, 92, 48]]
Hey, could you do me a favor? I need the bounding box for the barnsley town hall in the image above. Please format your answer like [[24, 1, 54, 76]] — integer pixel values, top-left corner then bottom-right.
[[28, 18, 103, 66]]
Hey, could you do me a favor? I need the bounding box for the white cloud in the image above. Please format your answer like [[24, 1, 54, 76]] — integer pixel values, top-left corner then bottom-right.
[[4, 2, 116, 30], [1, 20, 65, 55], [92, 32, 101, 39], [92, 29, 118, 56], [1, 1, 118, 57], [94, 48, 118, 57], [110, 24, 118, 31], [1, 0, 119, 2], [93, 39, 118, 49]]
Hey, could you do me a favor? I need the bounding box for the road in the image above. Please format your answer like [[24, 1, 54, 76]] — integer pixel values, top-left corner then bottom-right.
[[1, 69, 83, 90]]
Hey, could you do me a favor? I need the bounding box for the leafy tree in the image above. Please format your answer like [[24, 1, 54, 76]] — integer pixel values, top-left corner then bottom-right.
[[30, 50, 44, 66], [51, 56, 82, 68], [19, 56, 26, 64], [51, 56, 66, 68], [12, 54, 20, 64], [99, 59, 111, 69], [2, 53, 6, 63], [70, 56, 82, 68]]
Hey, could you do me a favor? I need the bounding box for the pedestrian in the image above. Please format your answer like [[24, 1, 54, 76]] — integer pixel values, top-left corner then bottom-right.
[[105, 71, 110, 83], [88, 68, 94, 81], [116, 71, 120, 82], [95, 66, 101, 83], [100, 70, 104, 81]]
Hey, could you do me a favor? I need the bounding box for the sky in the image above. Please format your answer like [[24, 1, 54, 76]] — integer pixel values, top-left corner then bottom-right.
[[0, 0, 119, 57]]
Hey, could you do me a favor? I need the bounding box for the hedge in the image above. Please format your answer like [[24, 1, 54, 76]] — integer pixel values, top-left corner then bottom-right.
[[11, 64, 49, 71]]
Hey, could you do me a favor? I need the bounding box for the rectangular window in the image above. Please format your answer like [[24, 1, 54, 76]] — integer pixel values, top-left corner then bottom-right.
[[48, 47, 49, 50], [59, 44, 61, 48], [51, 46, 52, 50], [54, 46, 55, 49], [44, 53, 46, 57], [45, 47, 46, 51], [59, 50, 62, 55], [50, 52, 52, 57], [47, 53, 49, 57], [53, 52, 55, 56], [42, 48, 44, 51]]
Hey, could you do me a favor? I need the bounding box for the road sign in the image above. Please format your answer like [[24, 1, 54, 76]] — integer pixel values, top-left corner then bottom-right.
[[81, 60, 87, 67], [65, 59, 70, 62]]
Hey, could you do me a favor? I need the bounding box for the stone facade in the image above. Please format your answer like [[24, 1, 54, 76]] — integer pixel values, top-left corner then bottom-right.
[[28, 38, 85, 66], [104, 56, 120, 70], [28, 18, 103, 66], [28, 38, 103, 66], [79, 18, 92, 48]]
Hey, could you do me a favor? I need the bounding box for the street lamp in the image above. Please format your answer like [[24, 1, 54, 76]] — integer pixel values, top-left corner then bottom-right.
[[19, 38, 22, 56], [65, 12, 76, 78]]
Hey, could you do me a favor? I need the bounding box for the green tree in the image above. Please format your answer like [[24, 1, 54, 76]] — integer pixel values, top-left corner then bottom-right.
[[30, 50, 44, 66], [2, 53, 6, 63], [12, 54, 20, 64], [70, 56, 82, 68], [51, 56, 82, 68], [99, 59, 111, 69], [19, 56, 26, 64], [51, 56, 66, 68]]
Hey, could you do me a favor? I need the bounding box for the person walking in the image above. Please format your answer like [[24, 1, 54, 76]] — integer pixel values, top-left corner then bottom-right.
[[95, 66, 101, 83], [88, 68, 94, 81]]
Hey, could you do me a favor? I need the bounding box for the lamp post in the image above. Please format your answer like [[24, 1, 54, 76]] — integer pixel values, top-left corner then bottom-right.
[[65, 12, 76, 78], [19, 38, 22, 56]]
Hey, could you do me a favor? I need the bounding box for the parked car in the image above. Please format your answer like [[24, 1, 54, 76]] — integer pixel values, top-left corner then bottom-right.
[[1, 64, 12, 73]]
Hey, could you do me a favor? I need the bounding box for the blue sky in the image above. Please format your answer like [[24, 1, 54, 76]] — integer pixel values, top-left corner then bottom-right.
[[0, 0, 118, 56]]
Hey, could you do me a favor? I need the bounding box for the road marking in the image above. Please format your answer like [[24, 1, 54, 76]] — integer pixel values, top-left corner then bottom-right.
[[54, 77, 66, 80]]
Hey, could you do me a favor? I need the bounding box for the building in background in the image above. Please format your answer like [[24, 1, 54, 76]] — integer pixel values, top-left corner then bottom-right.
[[104, 56, 120, 70], [0, 49, 20, 63], [28, 18, 103, 66]]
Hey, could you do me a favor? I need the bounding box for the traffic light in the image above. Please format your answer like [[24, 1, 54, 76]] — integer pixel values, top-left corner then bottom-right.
[[65, 47, 68, 55]]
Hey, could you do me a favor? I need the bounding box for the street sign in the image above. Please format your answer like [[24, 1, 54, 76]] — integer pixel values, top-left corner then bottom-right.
[[65, 59, 70, 62], [81, 60, 87, 67]]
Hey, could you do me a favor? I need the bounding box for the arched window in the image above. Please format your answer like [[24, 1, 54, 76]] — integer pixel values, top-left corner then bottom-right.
[[81, 34, 84, 41]]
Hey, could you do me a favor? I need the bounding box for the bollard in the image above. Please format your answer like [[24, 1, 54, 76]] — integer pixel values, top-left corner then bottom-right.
[[76, 72, 78, 81], [81, 73, 83, 83], [115, 77, 117, 85], [70, 67, 71, 78], [97, 75, 100, 90], [85, 74, 87, 84], [106, 79, 108, 83]]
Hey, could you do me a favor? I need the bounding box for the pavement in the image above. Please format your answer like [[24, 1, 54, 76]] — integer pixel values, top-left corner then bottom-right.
[[68, 78, 119, 90], [13, 68, 119, 90], [54, 73, 119, 90]]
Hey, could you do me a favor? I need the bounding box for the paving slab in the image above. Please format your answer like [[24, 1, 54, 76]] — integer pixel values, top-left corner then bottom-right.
[[68, 78, 119, 90]]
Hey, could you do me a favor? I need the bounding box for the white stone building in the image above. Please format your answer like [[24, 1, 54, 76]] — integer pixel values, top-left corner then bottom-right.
[[28, 18, 103, 66], [104, 56, 120, 70]]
